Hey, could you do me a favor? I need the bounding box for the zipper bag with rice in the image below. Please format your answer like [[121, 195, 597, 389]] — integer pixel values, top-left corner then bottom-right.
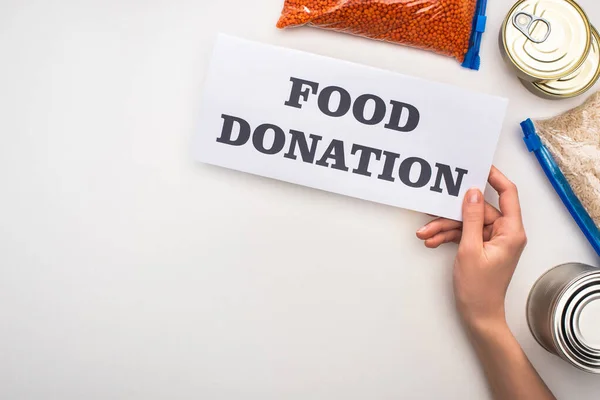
[[521, 92, 600, 257]]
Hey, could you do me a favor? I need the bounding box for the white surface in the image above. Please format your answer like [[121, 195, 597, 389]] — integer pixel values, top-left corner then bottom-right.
[[1, 1, 599, 399], [196, 35, 507, 221]]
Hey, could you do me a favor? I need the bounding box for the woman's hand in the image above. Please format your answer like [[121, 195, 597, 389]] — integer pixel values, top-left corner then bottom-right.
[[416, 166, 528, 326], [415, 167, 557, 400], [416, 201, 502, 249]]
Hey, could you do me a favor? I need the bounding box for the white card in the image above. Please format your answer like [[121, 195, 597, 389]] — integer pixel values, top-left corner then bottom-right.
[[194, 34, 508, 221]]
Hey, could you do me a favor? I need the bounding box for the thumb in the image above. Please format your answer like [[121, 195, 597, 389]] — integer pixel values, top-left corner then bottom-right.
[[460, 188, 485, 251]]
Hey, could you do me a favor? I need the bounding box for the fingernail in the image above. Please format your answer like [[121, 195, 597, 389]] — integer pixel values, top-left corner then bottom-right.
[[467, 188, 481, 204], [417, 226, 428, 234]]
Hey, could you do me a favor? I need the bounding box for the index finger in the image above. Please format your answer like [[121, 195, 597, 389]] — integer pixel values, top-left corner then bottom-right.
[[488, 166, 523, 222]]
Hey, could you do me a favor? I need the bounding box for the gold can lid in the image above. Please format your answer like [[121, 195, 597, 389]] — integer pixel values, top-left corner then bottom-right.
[[525, 27, 600, 98], [502, 0, 592, 81]]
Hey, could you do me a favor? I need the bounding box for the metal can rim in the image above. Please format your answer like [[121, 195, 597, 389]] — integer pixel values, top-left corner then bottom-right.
[[572, 292, 600, 352], [563, 287, 600, 360], [528, 26, 600, 99], [525, 262, 592, 354], [501, 0, 593, 82], [553, 273, 600, 373]]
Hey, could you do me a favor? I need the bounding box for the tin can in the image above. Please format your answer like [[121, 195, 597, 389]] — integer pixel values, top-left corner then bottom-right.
[[527, 263, 600, 373], [521, 27, 600, 99], [501, 0, 592, 82]]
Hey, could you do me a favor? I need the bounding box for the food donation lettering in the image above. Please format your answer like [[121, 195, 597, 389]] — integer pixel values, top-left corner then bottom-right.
[[214, 77, 469, 197]]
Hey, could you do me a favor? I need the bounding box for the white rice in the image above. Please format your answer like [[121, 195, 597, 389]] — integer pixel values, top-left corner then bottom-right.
[[534, 91, 600, 228]]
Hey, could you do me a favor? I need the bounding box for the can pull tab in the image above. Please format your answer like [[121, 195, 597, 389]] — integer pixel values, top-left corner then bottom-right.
[[513, 11, 551, 44]]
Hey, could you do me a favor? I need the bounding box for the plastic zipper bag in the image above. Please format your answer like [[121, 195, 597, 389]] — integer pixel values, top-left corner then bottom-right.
[[521, 92, 600, 256], [276, 0, 488, 70]]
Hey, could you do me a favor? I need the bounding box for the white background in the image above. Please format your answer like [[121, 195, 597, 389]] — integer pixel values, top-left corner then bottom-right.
[[1, 1, 599, 399]]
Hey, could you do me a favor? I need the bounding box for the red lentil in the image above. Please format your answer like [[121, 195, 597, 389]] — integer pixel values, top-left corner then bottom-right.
[[276, 0, 478, 62]]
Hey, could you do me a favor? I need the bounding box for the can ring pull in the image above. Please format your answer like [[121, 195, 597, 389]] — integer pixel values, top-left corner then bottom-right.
[[512, 11, 551, 44]]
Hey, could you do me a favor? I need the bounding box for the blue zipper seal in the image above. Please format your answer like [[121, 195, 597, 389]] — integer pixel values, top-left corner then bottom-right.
[[462, 0, 488, 70], [521, 118, 600, 257]]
